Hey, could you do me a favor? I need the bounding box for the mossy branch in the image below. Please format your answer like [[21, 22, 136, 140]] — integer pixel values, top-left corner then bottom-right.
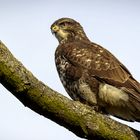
[[0, 41, 140, 140]]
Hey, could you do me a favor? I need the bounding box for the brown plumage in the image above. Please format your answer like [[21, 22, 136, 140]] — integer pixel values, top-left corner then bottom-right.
[[51, 17, 140, 122]]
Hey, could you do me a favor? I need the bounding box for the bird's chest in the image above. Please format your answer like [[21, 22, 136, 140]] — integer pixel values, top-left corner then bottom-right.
[[55, 55, 69, 86], [55, 55, 81, 98]]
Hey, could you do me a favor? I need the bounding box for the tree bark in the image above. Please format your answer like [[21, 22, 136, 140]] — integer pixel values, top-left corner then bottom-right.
[[0, 41, 140, 140]]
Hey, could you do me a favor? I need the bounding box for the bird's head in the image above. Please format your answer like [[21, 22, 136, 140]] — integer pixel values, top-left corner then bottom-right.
[[51, 18, 89, 44]]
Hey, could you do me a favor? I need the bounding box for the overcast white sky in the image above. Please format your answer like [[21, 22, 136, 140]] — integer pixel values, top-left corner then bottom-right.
[[0, 0, 140, 140]]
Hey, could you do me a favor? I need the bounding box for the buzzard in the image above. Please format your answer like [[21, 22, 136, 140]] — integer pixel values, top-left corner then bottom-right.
[[51, 17, 140, 122]]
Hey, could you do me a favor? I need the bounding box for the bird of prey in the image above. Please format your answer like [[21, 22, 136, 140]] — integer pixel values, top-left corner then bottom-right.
[[51, 17, 140, 122]]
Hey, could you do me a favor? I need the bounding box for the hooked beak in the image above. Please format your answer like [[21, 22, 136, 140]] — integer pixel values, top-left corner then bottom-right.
[[51, 25, 59, 34]]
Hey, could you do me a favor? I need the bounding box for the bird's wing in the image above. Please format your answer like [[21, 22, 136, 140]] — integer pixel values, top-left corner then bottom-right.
[[60, 41, 140, 121], [61, 41, 140, 92]]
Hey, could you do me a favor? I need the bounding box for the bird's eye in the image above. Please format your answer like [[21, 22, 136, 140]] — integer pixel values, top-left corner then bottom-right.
[[59, 21, 73, 27], [59, 22, 66, 27]]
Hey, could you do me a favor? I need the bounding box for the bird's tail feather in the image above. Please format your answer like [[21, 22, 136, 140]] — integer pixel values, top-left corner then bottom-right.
[[122, 87, 140, 122]]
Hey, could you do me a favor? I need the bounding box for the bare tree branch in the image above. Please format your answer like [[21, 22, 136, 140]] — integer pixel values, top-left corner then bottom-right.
[[0, 41, 140, 140]]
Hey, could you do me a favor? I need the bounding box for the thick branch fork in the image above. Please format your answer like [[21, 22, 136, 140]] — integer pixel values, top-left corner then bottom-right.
[[0, 41, 139, 140]]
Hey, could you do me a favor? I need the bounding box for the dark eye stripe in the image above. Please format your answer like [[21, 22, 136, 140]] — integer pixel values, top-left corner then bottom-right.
[[59, 21, 74, 26], [59, 22, 66, 26]]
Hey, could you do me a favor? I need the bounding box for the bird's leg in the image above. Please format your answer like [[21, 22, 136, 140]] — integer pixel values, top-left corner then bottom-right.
[[91, 105, 108, 115]]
